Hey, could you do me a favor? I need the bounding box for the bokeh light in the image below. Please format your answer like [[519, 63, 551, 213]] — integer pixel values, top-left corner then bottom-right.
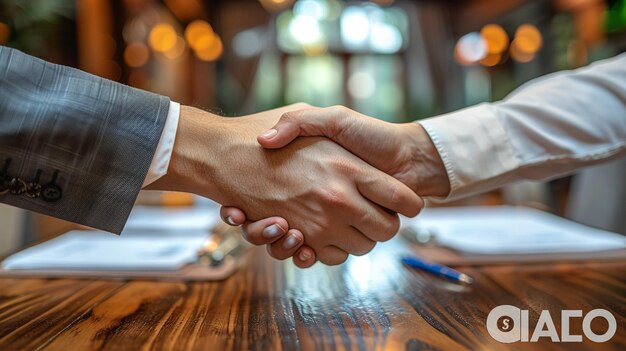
[[163, 36, 186, 60], [510, 38, 535, 63], [289, 14, 323, 45], [233, 28, 264, 58], [341, 6, 370, 49], [148, 23, 177, 53], [480, 24, 509, 54], [514, 24, 543, 54], [124, 42, 150, 67], [348, 71, 376, 99], [479, 53, 503, 67], [184, 20, 213, 50], [195, 34, 223, 61], [454, 32, 487, 65]]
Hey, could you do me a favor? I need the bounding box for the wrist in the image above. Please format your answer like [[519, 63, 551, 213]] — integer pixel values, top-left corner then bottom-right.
[[145, 105, 225, 200], [401, 122, 451, 197]]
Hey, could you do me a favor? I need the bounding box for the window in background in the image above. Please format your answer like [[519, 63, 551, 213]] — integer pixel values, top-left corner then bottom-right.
[[269, 0, 409, 122], [285, 55, 344, 107], [348, 55, 405, 121]]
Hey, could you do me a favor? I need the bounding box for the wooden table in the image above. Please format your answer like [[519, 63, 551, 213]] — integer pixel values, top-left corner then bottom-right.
[[0, 238, 624, 350]]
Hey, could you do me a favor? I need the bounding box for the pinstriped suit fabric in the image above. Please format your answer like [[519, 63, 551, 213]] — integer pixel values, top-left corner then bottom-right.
[[0, 46, 169, 233]]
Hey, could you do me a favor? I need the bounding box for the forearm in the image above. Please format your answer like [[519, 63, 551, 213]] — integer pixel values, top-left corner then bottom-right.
[[420, 53, 626, 199]]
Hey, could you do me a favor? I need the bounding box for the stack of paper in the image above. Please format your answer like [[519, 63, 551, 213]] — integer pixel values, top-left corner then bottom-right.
[[2, 231, 208, 271], [402, 206, 626, 255]]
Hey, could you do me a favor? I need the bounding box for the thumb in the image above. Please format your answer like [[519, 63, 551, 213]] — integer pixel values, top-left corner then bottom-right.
[[257, 107, 344, 149]]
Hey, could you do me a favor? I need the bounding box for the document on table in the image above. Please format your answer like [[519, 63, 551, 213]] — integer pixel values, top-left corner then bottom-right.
[[401, 206, 626, 255], [124, 205, 219, 232], [2, 230, 208, 271]]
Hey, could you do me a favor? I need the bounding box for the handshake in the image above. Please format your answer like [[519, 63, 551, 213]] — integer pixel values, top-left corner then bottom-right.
[[148, 103, 450, 268]]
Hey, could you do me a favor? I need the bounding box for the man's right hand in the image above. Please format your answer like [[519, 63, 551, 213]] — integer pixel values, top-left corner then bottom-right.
[[147, 104, 424, 265], [220, 105, 451, 267]]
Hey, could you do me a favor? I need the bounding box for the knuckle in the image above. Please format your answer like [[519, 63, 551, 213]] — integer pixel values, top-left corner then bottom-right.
[[281, 110, 303, 123], [329, 105, 348, 114], [388, 185, 403, 208], [328, 158, 359, 176], [317, 184, 350, 209]]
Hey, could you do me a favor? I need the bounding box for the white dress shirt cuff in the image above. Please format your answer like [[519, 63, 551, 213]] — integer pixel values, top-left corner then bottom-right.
[[419, 103, 520, 199], [142, 101, 180, 187]]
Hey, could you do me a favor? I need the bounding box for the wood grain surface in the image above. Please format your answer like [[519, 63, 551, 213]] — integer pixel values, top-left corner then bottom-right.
[[0, 238, 624, 350]]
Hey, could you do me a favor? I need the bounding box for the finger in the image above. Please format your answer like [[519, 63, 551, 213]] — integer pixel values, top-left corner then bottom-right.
[[266, 229, 305, 260], [316, 245, 349, 266], [220, 206, 247, 226], [330, 225, 377, 256], [349, 197, 401, 243], [240, 217, 289, 245], [292, 246, 317, 268], [356, 171, 424, 218], [258, 107, 349, 149]]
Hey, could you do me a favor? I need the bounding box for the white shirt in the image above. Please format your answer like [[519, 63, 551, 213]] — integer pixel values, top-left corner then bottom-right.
[[144, 53, 626, 200], [420, 53, 626, 199], [142, 101, 179, 187]]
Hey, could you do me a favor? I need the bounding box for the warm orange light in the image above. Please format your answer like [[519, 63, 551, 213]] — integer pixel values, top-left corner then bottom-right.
[[258, 0, 295, 13], [480, 53, 502, 67], [185, 20, 213, 50], [480, 24, 509, 54], [148, 24, 177, 53], [195, 35, 223, 61], [510, 38, 535, 63], [0, 22, 9, 45], [124, 42, 150, 67], [514, 24, 543, 54], [164, 36, 186, 60]]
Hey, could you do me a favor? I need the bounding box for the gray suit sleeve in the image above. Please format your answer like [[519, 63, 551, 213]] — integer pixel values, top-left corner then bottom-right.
[[0, 46, 170, 234]]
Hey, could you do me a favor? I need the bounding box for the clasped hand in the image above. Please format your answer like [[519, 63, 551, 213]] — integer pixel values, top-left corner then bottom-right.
[[216, 105, 451, 267]]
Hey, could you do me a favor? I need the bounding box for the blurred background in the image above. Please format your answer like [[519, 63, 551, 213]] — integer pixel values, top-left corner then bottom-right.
[[1, 0, 625, 254]]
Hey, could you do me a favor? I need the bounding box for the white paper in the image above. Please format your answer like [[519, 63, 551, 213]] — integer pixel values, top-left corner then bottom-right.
[[2, 230, 208, 271], [124, 205, 219, 232], [402, 206, 626, 254]]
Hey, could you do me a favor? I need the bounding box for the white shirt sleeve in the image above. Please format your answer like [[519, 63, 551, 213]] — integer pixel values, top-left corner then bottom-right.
[[419, 53, 626, 200], [142, 101, 180, 187]]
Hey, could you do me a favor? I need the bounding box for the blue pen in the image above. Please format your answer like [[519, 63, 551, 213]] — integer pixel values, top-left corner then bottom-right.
[[401, 255, 474, 284]]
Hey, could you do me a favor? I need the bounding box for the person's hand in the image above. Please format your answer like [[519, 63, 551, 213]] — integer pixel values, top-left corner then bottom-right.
[[147, 104, 424, 265], [220, 105, 450, 266], [219, 206, 317, 268]]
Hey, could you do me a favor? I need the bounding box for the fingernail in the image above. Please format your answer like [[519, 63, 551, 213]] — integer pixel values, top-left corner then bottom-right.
[[226, 216, 236, 226], [283, 234, 301, 250], [262, 224, 284, 239], [299, 250, 311, 261], [260, 129, 278, 139]]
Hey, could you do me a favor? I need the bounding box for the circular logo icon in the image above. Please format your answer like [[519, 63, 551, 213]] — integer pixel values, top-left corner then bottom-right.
[[497, 315, 514, 332]]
